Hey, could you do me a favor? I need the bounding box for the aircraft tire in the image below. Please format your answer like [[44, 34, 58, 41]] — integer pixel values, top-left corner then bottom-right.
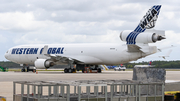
[[114, 69, 116, 71], [123, 69, 125, 71], [64, 68, 68, 73], [119, 69, 121, 71], [21, 69, 25, 72], [98, 68, 101, 73], [68, 68, 73, 73]]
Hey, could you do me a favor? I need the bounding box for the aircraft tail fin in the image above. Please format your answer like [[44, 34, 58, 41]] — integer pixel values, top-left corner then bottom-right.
[[126, 5, 162, 44], [148, 61, 152, 65], [134, 5, 161, 32]]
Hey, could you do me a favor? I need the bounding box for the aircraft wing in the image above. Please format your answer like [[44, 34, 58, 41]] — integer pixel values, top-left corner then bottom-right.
[[42, 45, 84, 64], [44, 54, 84, 64]]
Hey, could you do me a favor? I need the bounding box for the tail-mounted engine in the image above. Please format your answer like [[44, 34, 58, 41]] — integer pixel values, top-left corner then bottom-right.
[[34, 59, 54, 69], [120, 30, 165, 44]]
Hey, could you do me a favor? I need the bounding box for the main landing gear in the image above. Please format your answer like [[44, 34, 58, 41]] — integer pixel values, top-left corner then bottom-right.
[[21, 64, 36, 72], [21, 67, 26, 72], [64, 68, 76, 73], [64, 64, 102, 73]]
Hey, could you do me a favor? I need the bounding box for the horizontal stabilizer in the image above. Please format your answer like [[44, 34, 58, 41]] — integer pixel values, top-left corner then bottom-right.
[[159, 50, 172, 59]]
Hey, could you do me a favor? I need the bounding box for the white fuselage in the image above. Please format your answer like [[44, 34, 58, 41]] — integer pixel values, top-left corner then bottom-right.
[[5, 43, 148, 65]]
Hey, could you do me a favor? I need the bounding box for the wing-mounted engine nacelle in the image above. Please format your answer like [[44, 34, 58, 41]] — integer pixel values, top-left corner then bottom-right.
[[34, 59, 54, 69], [120, 30, 165, 44]]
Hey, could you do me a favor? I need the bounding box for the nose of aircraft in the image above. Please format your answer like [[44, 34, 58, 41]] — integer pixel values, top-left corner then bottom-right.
[[4, 52, 8, 60]]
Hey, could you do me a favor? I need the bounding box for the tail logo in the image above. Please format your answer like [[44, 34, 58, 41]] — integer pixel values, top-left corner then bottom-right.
[[140, 8, 158, 29]]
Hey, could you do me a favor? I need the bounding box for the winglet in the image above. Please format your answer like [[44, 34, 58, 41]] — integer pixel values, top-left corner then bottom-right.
[[42, 45, 48, 55]]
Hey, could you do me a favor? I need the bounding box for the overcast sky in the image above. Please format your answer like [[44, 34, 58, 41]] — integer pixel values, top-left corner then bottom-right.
[[0, 0, 180, 62]]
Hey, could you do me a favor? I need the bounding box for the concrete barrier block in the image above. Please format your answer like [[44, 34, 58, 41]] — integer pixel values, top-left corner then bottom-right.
[[132, 67, 166, 95]]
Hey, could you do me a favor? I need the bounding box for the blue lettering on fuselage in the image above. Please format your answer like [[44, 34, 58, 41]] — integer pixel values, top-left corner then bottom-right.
[[33, 48, 38, 54], [16, 48, 19, 54], [40, 48, 44, 54], [23, 48, 27, 54], [11, 48, 39, 55], [56, 48, 61, 54], [46, 47, 64, 54], [47, 48, 52, 54], [52, 48, 57, 54], [19, 48, 23, 54], [61, 47, 64, 54], [26, 48, 30, 54], [11, 47, 64, 54]]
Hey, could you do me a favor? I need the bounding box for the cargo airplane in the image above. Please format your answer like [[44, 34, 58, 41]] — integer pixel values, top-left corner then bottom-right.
[[5, 5, 165, 73]]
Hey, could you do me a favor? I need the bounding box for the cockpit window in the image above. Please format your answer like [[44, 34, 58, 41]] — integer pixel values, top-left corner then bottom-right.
[[6, 51, 8, 53]]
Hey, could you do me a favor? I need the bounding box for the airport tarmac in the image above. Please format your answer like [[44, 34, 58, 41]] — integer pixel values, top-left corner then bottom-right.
[[1, 71, 180, 101]]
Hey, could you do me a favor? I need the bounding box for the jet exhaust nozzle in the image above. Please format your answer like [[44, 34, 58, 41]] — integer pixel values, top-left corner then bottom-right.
[[158, 36, 166, 40], [152, 33, 166, 42]]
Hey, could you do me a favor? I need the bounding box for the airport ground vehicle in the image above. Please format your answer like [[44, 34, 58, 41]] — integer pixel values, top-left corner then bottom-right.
[[114, 65, 126, 71], [0, 66, 8, 72]]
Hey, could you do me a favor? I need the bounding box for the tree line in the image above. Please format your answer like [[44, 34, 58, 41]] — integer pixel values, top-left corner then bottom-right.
[[0, 60, 180, 68], [123, 60, 180, 68]]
